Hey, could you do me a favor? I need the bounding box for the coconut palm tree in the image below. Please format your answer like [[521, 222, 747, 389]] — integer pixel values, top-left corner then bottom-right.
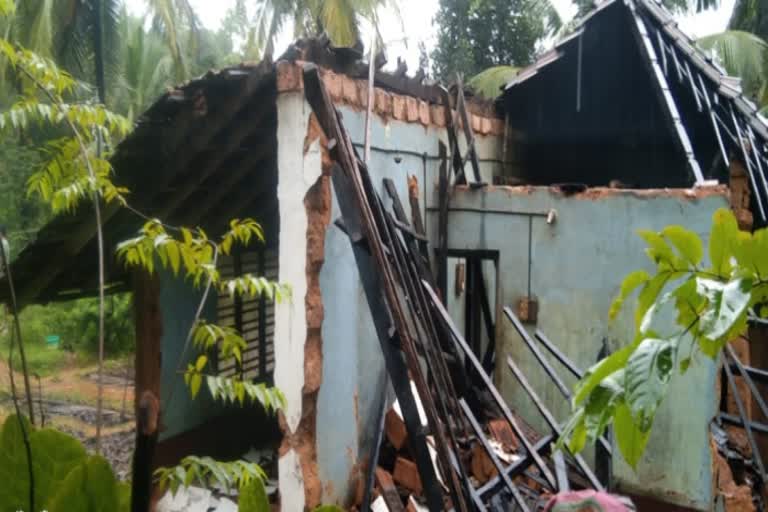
[[252, 0, 402, 57], [3, 0, 196, 104], [698, 30, 768, 107], [112, 12, 174, 120]]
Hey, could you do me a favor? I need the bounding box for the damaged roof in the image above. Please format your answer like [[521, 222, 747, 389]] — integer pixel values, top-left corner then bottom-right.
[[0, 40, 500, 306], [502, 0, 768, 221]]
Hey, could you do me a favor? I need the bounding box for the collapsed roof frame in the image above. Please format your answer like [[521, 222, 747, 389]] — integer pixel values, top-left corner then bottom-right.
[[505, 0, 768, 221]]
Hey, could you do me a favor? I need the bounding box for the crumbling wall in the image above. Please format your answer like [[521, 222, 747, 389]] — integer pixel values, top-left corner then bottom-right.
[[275, 91, 323, 511], [273, 62, 507, 507], [429, 185, 729, 510]]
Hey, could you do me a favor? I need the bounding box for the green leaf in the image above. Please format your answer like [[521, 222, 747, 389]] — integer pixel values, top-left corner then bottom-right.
[[190, 373, 203, 399], [47, 455, 120, 512], [0, 415, 90, 512], [31, 428, 90, 508], [624, 338, 675, 431], [672, 278, 704, 330], [583, 370, 624, 444], [709, 208, 738, 277], [195, 355, 208, 372], [697, 277, 752, 341], [662, 225, 703, 267], [614, 401, 651, 469], [558, 407, 587, 454], [239, 478, 270, 512], [638, 229, 681, 270], [635, 273, 673, 329], [753, 229, 768, 278], [573, 344, 633, 406], [609, 270, 651, 320]]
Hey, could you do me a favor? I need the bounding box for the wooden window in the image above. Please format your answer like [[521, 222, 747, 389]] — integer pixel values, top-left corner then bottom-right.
[[215, 248, 277, 382]]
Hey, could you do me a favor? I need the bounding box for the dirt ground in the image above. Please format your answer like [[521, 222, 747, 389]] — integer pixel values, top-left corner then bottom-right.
[[0, 358, 136, 479]]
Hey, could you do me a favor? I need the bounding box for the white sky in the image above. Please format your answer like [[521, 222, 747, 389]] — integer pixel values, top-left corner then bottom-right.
[[126, 0, 736, 72]]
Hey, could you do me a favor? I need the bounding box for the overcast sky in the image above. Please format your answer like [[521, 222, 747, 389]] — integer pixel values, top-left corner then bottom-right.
[[126, 0, 736, 71]]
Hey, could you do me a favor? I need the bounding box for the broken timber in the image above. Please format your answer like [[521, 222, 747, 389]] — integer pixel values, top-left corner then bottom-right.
[[303, 62, 604, 510]]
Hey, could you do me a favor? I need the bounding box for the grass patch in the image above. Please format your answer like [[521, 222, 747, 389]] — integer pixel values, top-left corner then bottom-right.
[[0, 339, 72, 377]]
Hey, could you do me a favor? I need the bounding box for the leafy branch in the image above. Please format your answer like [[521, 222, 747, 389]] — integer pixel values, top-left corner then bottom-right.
[[154, 456, 268, 496], [560, 208, 768, 467]]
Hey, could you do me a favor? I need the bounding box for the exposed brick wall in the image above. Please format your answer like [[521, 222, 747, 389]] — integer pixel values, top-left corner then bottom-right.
[[275, 60, 506, 137]]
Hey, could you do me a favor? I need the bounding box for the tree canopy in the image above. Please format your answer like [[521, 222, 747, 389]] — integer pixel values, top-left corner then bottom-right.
[[431, 0, 554, 84]]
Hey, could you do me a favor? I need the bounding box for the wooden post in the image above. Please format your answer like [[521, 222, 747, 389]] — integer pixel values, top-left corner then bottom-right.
[[730, 159, 754, 231], [133, 270, 163, 415]]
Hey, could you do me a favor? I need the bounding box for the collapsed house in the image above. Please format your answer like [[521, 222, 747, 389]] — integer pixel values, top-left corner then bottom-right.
[[2, 0, 768, 510]]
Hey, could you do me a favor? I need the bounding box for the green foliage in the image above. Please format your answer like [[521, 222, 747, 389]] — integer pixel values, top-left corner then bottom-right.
[[239, 478, 270, 512], [561, 208, 768, 468], [155, 456, 267, 496], [47, 455, 125, 512], [205, 376, 286, 411], [0, 0, 14, 16], [466, 65, 519, 99], [729, 0, 768, 41], [698, 30, 768, 109], [1, 295, 135, 366], [432, 0, 555, 82], [251, 0, 401, 53], [0, 414, 128, 512]]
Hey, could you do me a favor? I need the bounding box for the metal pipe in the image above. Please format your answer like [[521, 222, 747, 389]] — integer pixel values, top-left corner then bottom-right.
[[426, 206, 550, 218]]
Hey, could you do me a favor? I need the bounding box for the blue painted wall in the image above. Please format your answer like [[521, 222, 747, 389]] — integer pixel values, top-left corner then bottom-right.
[[158, 268, 223, 441], [428, 186, 728, 510]]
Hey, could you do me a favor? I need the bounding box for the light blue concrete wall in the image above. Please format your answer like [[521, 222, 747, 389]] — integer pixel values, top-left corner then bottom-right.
[[158, 268, 222, 441], [314, 104, 503, 504], [428, 186, 728, 510]]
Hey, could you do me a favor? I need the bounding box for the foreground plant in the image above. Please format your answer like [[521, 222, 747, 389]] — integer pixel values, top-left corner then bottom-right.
[[559, 208, 768, 467]]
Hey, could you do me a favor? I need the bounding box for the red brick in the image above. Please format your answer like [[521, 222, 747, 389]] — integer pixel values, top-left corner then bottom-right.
[[324, 71, 343, 101], [393, 457, 422, 495], [470, 443, 497, 484], [375, 89, 392, 117], [392, 95, 407, 121], [276, 61, 301, 92], [488, 419, 519, 453], [471, 114, 482, 133], [480, 116, 492, 135], [358, 80, 370, 109], [406, 97, 419, 123], [376, 467, 404, 512], [385, 409, 408, 450], [418, 101, 430, 126], [342, 76, 358, 104], [430, 105, 446, 127]]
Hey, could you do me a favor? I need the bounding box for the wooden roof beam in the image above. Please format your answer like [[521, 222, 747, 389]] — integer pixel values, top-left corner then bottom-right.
[[14, 62, 275, 306]]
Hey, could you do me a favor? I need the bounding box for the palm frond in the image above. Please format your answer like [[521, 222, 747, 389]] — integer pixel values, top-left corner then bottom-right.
[[467, 65, 520, 99], [16, 0, 56, 57], [321, 0, 358, 46], [698, 30, 767, 99], [530, 0, 562, 36]]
